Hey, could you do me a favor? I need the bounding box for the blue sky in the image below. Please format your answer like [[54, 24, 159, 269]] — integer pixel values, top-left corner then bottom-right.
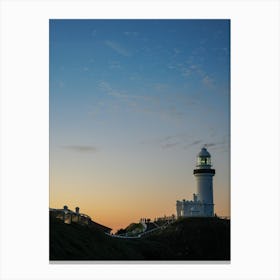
[[50, 19, 230, 231]]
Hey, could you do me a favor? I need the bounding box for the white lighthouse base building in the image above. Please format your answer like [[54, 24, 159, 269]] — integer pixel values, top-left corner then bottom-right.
[[177, 147, 215, 218], [176, 194, 214, 218]]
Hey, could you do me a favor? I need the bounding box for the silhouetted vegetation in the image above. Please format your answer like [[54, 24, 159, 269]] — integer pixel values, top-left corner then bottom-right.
[[50, 215, 230, 260], [115, 228, 126, 235]]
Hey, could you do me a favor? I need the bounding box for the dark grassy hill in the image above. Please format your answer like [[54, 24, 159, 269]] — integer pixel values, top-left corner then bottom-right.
[[49, 217, 143, 260], [144, 217, 230, 260], [50, 216, 230, 261]]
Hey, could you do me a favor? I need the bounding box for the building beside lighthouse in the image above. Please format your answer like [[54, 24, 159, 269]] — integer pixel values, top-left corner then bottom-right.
[[176, 147, 215, 218]]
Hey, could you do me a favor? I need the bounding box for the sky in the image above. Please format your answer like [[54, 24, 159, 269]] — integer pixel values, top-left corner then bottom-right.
[[49, 19, 230, 232]]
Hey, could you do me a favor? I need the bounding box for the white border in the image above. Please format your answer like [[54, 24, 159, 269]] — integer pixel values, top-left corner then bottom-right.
[[0, 0, 279, 279]]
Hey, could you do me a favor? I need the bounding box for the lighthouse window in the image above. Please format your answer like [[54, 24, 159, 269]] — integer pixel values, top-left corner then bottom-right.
[[198, 158, 204, 165], [198, 157, 211, 165]]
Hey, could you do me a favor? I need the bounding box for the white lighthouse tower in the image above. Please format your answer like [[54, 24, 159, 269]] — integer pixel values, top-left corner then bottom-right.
[[193, 147, 215, 217], [176, 147, 215, 218]]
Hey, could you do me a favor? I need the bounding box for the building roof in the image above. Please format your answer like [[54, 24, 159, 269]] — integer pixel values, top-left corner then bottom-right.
[[89, 220, 112, 232], [198, 147, 211, 158]]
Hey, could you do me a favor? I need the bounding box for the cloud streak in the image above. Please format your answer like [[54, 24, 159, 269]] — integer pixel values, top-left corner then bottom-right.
[[97, 80, 190, 123], [123, 31, 139, 37], [190, 140, 203, 146], [98, 81, 148, 100], [104, 40, 131, 57], [154, 133, 190, 150], [61, 145, 97, 153], [202, 75, 214, 88], [162, 142, 180, 149], [167, 45, 217, 90]]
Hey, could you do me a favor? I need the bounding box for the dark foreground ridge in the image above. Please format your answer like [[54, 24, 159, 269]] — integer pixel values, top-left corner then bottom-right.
[[50, 215, 230, 261]]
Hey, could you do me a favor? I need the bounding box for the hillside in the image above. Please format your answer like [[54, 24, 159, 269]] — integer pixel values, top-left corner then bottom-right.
[[50, 216, 230, 261]]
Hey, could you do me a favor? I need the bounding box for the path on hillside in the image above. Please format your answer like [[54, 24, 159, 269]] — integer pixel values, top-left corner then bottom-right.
[[105, 220, 175, 239]]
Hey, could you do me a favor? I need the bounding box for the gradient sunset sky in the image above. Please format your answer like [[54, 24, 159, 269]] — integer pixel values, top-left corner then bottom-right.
[[49, 19, 230, 232]]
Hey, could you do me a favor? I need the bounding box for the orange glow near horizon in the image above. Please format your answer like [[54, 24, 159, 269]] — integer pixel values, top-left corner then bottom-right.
[[50, 178, 230, 232]]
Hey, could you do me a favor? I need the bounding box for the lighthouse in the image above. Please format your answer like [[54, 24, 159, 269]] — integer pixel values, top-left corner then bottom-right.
[[176, 147, 215, 218], [193, 147, 215, 217]]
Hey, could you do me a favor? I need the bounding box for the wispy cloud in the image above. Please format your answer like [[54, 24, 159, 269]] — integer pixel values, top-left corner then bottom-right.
[[168, 61, 206, 81], [153, 83, 168, 91], [185, 136, 230, 153], [159, 107, 184, 120], [98, 81, 151, 101], [202, 75, 214, 88], [205, 137, 229, 150], [212, 47, 228, 54], [97, 81, 190, 123], [123, 31, 139, 37], [154, 133, 190, 150], [204, 143, 217, 147], [142, 133, 228, 152], [58, 81, 64, 88], [61, 145, 97, 153], [108, 60, 122, 70], [180, 63, 205, 78], [181, 63, 215, 90], [190, 140, 203, 146], [199, 38, 208, 45], [162, 142, 180, 149], [91, 29, 97, 37], [183, 140, 203, 149], [104, 40, 131, 57], [129, 73, 142, 81], [140, 132, 189, 150], [173, 48, 181, 55], [99, 81, 136, 100], [167, 45, 217, 90], [184, 139, 229, 151]]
